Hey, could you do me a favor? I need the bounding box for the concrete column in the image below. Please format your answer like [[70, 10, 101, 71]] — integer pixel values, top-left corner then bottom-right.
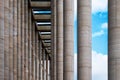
[[17, 0, 22, 80], [28, 7, 32, 80], [63, 0, 74, 80], [77, 0, 92, 80], [0, 1, 4, 80], [39, 40, 42, 80], [51, 0, 57, 80], [35, 32, 39, 80], [108, 0, 120, 80], [53, 0, 57, 79], [43, 49, 45, 80], [56, 0, 63, 80], [32, 21, 36, 80], [13, 0, 18, 79], [24, 0, 29, 79], [21, 0, 25, 79], [4, 0, 10, 79], [9, 0, 14, 79], [46, 54, 48, 80]]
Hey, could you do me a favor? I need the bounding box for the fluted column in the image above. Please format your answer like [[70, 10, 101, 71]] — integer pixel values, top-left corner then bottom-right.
[[17, 0, 22, 80], [21, 0, 25, 79], [56, 0, 63, 80], [46, 54, 48, 80], [53, 0, 57, 80], [24, 0, 29, 79], [39, 40, 42, 80], [108, 0, 120, 80], [9, 0, 14, 79], [32, 21, 36, 80], [77, 0, 91, 80], [63, 0, 74, 80], [51, 0, 56, 80], [13, 0, 18, 79], [28, 7, 32, 80], [4, 0, 10, 79], [0, 1, 4, 80]]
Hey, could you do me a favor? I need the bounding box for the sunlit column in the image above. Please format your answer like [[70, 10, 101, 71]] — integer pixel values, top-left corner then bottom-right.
[[56, 0, 63, 80], [77, 0, 92, 80], [63, 0, 74, 80]]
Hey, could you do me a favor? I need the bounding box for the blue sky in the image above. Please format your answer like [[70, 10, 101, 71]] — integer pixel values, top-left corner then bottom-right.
[[74, 0, 108, 80]]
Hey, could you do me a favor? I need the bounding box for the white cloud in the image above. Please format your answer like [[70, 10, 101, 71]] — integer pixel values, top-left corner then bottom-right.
[[92, 50, 108, 80], [74, 0, 77, 20], [74, 54, 77, 80], [74, 51, 107, 80], [92, 0, 108, 13], [92, 30, 104, 38], [101, 22, 108, 29]]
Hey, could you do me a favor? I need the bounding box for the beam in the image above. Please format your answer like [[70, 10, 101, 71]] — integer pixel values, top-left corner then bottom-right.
[[31, 1, 51, 8], [34, 14, 51, 20], [37, 25, 51, 32], [40, 35, 51, 40]]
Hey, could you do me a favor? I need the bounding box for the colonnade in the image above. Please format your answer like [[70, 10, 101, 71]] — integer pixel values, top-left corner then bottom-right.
[[1, 0, 120, 80]]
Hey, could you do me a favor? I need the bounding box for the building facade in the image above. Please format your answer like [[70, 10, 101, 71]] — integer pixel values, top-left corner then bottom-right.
[[6, 0, 120, 80]]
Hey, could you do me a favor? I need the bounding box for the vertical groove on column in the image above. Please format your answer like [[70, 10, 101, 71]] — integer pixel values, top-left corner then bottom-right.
[[108, 0, 120, 80], [4, 0, 10, 79], [77, 0, 91, 80], [9, 0, 14, 79], [56, 0, 63, 80], [13, 0, 18, 79], [17, 0, 22, 80], [24, 0, 29, 80], [21, 0, 25, 79], [0, 1, 4, 80], [63, 0, 74, 80]]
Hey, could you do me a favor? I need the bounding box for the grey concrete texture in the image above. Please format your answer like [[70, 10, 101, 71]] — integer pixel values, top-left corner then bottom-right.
[[108, 0, 120, 80], [56, 0, 63, 80], [0, 1, 4, 80], [63, 0, 74, 80], [77, 0, 92, 80]]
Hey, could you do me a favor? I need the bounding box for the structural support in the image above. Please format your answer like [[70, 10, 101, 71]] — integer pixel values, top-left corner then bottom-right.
[[108, 0, 120, 80], [21, 0, 25, 80], [24, 0, 29, 80], [4, 0, 10, 79], [17, 0, 22, 80], [63, 0, 74, 80], [9, 0, 14, 79], [0, 1, 4, 80], [13, 0, 18, 79], [57, 0, 63, 80], [28, 5, 32, 80], [77, 0, 91, 80]]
